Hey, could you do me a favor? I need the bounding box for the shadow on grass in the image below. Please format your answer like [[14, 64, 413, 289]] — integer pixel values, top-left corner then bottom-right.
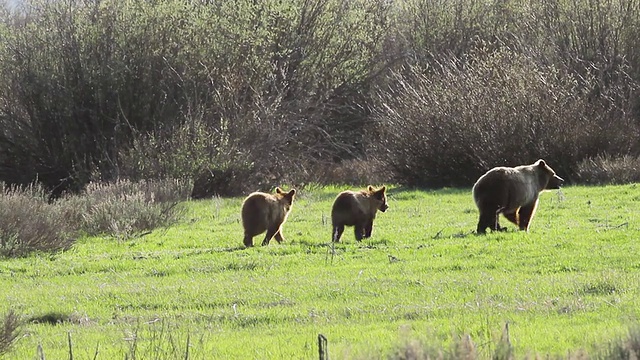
[[28, 312, 70, 325], [430, 228, 476, 240], [214, 245, 249, 253], [296, 238, 392, 250], [357, 238, 393, 249]]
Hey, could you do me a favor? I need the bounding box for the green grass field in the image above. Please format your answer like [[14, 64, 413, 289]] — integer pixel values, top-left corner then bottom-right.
[[2, 184, 640, 359]]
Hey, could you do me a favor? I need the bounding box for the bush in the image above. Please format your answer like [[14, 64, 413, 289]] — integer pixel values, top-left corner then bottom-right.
[[385, 324, 512, 360], [309, 158, 393, 186], [58, 179, 192, 240], [1, 0, 640, 188], [0, 178, 191, 256], [0, 0, 393, 192], [371, 46, 639, 187], [601, 326, 640, 360], [0, 183, 75, 257], [0, 310, 21, 356], [576, 155, 640, 185]]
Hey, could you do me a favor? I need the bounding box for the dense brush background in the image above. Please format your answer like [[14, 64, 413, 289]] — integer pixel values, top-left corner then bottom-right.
[[1, 0, 639, 194]]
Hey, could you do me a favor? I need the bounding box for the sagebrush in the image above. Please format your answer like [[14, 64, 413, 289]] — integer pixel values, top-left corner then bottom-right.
[[0, 179, 191, 257]]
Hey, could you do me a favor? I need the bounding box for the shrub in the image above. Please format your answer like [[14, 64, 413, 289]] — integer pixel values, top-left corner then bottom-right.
[[0, 183, 75, 257], [371, 46, 639, 187], [0, 310, 21, 356], [0, 0, 393, 192], [191, 168, 255, 199], [576, 155, 640, 185], [601, 326, 640, 360], [384, 325, 513, 360], [1, 0, 640, 188], [58, 179, 192, 240], [0, 179, 191, 256], [117, 106, 256, 182], [310, 158, 393, 186]]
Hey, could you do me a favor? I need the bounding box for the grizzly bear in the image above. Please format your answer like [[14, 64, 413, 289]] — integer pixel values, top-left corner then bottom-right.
[[241, 187, 296, 247], [331, 185, 389, 242], [472, 159, 563, 234]]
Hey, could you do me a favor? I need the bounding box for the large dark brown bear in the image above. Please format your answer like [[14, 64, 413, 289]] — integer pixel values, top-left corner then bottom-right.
[[241, 187, 296, 247], [472, 159, 563, 234], [331, 185, 388, 242]]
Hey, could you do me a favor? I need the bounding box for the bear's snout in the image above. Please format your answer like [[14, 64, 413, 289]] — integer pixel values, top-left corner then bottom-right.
[[380, 204, 389, 212], [548, 175, 564, 189]]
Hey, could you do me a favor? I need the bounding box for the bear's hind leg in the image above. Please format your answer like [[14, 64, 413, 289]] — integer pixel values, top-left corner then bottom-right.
[[517, 199, 539, 231], [477, 211, 497, 234], [243, 234, 254, 248], [503, 210, 519, 226], [261, 226, 280, 246], [333, 224, 345, 242]]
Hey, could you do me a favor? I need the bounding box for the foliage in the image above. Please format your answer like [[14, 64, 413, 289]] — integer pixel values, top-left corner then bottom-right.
[[0, 310, 21, 356], [0, 182, 75, 257], [0, 0, 393, 194], [1, 0, 640, 191], [0, 179, 191, 257], [600, 326, 640, 360], [371, 47, 638, 187], [58, 178, 192, 240], [1, 185, 640, 358], [576, 155, 640, 185]]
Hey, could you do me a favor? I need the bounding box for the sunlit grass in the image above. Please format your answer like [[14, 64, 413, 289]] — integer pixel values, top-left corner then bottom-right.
[[1, 185, 640, 358]]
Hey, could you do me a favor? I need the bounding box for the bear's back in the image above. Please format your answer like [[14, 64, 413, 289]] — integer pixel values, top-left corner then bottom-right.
[[331, 190, 372, 225]]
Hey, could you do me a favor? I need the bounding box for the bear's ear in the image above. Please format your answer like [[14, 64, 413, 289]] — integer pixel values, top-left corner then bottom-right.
[[379, 186, 387, 193], [275, 187, 284, 194], [367, 185, 374, 192], [287, 189, 296, 197], [536, 159, 547, 167]]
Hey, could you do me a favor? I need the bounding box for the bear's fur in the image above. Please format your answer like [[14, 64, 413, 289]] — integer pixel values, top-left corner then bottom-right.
[[331, 185, 388, 242], [472, 159, 563, 234], [241, 187, 296, 247]]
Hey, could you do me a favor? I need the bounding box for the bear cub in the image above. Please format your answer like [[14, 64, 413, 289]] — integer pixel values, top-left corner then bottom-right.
[[241, 187, 296, 247], [472, 159, 563, 234], [331, 185, 388, 242]]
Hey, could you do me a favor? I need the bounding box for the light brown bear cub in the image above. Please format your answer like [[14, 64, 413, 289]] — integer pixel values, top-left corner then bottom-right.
[[472, 159, 563, 234], [331, 185, 388, 242], [241, 187, 296, 247]]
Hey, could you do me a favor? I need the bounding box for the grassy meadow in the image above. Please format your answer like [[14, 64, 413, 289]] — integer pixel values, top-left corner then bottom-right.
[[1, 184, 640, 359]]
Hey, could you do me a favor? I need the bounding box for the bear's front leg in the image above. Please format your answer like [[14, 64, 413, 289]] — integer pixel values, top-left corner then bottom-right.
[[243, 234, 254, 247], [477, 211, 497, 234], [354, 224, 365, 241]]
